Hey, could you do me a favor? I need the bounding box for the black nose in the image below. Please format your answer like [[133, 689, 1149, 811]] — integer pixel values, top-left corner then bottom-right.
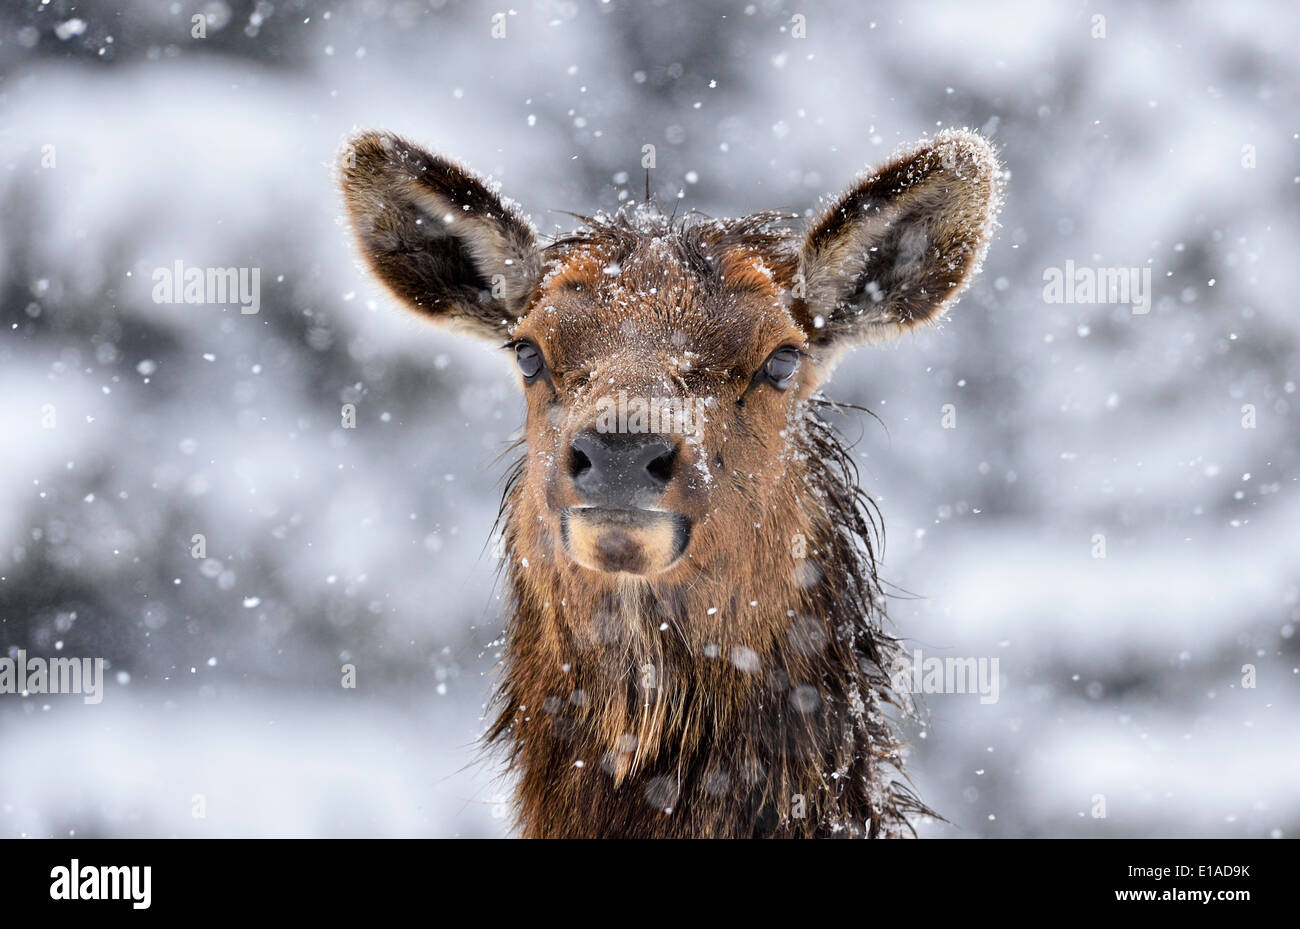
[[569, 430, 678, 508]]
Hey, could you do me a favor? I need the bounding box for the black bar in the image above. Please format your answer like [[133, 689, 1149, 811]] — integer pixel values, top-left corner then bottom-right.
[[0, 838, 1282, 915]]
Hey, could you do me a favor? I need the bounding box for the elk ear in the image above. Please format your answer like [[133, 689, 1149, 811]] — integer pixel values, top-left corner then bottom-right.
[[338, 130, 539, 341], [794, 129, 1003, 349]]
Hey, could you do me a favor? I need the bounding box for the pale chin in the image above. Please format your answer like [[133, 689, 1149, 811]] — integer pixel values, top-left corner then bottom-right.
[[560, 507, 691, 576]]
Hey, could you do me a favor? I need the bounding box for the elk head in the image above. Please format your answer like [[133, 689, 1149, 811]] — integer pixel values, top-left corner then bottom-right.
[[338, 130, 1002, 643]]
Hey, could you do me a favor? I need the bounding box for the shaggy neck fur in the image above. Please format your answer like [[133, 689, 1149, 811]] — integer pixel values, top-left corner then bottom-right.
[[487, 403, 929, 838]]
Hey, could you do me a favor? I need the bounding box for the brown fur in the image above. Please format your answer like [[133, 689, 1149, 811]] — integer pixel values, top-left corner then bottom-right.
[[337, 129, 1004, 837]]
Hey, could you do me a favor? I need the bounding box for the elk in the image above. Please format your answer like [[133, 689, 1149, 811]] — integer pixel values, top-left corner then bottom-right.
[[338, 129, 1002, 837]]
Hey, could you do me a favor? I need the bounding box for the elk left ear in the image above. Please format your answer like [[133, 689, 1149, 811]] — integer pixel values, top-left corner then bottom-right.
[[337, 130, 539, 341], [794, 129, 1004, 349]]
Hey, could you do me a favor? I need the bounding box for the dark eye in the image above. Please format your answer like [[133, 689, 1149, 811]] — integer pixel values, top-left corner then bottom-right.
[[762, 347, 801, 389], [515, 341, 544, 381]]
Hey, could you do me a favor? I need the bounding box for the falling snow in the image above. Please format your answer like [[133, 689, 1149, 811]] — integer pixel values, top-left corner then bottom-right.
[[0, 0, 1296, 840]]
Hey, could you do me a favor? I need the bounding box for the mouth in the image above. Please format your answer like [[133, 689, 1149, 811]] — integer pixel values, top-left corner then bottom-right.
[[560, 506, 692, 576]]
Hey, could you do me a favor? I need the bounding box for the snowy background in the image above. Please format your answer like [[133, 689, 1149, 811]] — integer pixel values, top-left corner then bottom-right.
[[2, 0, 1297, 838]]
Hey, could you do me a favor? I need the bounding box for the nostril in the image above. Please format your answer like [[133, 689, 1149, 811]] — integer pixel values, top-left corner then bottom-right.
[[645, 446, 677, 486], [570, 446, 592, 480], [568, 431, 677, 505]]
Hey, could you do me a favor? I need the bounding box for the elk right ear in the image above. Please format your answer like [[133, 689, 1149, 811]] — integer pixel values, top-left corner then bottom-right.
[[793, 129, 1003, 350], [338, 131, 539, 341]]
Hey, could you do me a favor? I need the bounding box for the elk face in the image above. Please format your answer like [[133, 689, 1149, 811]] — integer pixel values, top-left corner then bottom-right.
[[505, 229, 814, 578], [339, 130, 1002, 583]]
